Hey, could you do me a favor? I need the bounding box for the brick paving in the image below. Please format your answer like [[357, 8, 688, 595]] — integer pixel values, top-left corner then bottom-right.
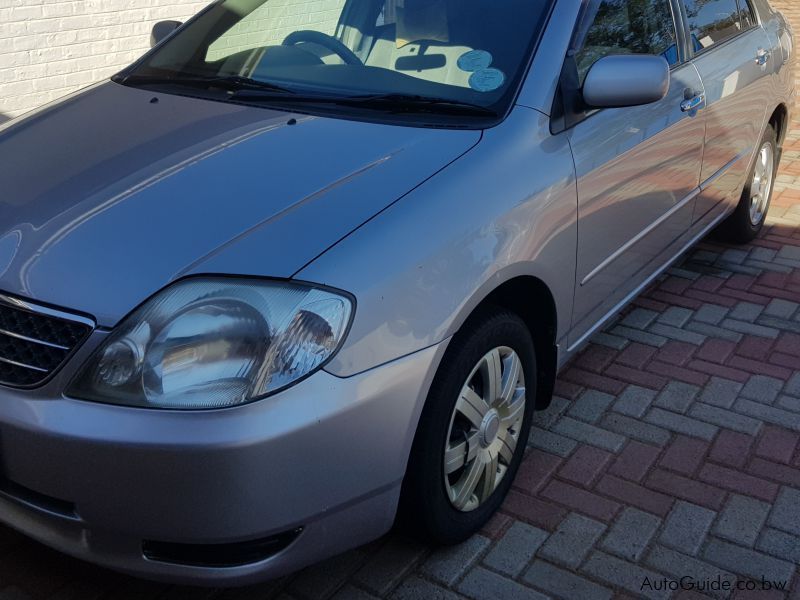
[[2, 5, 800, 600]]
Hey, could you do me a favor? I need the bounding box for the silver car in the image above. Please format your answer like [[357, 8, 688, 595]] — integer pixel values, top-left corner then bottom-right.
[[0, 0, 793, 585]]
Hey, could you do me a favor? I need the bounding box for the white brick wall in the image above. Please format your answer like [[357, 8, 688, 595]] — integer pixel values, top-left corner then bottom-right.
[[0, 0, 210, 121]]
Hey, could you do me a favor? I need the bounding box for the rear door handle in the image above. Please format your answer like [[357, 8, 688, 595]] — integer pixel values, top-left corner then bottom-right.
[[680, 93, 706, 113], [756, 49, 772, 66]]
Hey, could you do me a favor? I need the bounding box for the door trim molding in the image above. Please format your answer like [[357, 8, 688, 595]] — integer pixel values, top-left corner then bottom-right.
[[580, 187, 700, 286], [698, 148, 752, 191], [579, 147, 750, 287], [567, 205, 732, 353]]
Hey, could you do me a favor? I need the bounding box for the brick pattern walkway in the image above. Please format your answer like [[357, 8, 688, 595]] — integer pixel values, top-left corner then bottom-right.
[[2, 6, 800, 600]]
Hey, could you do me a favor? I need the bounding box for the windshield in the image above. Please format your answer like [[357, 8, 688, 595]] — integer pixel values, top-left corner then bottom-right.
[[119, 0, 553, 125]]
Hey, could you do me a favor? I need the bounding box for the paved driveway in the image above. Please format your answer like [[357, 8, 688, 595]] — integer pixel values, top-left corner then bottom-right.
[[2, 6, 800, 599]]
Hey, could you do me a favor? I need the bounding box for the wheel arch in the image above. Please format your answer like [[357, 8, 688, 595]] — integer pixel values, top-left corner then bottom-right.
[[454, 274, 560, 411], [769, 103, 789, 149], [398, 274, 561, 537]]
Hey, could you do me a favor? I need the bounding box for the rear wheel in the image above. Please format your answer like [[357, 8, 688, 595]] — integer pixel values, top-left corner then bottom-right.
[[718, 125, 778, 243], [400, 308, 536, 544]]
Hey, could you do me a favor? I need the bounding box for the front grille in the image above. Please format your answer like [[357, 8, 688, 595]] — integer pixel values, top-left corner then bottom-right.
[[0, 294, 94, 388]]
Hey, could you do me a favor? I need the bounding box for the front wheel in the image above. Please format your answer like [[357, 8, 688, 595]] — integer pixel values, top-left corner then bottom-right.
[[400, 308, 536, 545], [718, 124, 778, 243]]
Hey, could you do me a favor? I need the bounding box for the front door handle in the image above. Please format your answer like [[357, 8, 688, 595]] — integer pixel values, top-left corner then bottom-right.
[[680, 93, 706, 113], [756, 49, 772, 66]]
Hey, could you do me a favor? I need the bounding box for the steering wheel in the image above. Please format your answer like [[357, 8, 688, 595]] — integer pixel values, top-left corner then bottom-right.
[[282, 30, 363, 66]]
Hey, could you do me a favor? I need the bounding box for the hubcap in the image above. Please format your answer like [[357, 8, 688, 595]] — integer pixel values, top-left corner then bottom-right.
[[443, 347, 526, 512], [480, 410, 501, 447], [749, 142, 775, 226]]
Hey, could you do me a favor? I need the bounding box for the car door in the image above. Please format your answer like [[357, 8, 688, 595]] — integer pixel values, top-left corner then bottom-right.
[[683, 0, 774, 227], [564, 0, 706, 348]]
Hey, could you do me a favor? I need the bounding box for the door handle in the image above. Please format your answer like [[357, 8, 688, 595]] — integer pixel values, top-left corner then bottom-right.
[[680, 93, 706, 113], [756, 49, 772, 66]]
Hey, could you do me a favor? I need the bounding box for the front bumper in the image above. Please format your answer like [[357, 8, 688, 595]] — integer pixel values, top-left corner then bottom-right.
[[0, 333, 446, 585]]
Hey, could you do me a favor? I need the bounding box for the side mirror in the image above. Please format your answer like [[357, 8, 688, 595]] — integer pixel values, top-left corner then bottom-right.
[[582, 55, 670, 109], [151, 20, 182, 48]]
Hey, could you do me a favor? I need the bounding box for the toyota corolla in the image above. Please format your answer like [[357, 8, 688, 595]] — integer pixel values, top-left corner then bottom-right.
[[0, 0, 793, 585]]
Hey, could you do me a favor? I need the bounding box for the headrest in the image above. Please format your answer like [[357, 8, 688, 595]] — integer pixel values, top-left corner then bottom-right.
[[386, 0, 450, 47]]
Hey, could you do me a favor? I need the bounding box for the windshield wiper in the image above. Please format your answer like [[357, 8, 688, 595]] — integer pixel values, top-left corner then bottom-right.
[[229, 90, 497, 117], [120, 74, 295, 94], [344, 93, 498, 116]]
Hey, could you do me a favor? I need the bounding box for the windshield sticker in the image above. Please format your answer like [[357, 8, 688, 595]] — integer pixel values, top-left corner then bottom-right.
[[457, 50, 493, 72], [469, 68, 505, 92]]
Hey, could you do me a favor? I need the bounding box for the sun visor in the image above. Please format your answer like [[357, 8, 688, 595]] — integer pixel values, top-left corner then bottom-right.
[[384, 0, 450, 48]]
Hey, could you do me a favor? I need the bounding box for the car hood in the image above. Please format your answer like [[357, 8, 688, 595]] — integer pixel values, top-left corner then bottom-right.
[[0, 82, 480, 326]]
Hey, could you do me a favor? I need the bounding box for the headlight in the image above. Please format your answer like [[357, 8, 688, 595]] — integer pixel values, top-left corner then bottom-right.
[[67, 278, 352, 409]]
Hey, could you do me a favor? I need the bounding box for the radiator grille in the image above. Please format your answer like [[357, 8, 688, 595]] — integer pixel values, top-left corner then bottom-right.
[[0, 294, 93, 388]]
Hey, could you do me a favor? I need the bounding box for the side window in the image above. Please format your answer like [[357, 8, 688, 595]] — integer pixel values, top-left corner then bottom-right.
[[683, 0, 745, 53], [574, 0, 679, 85], [736, 0, 757, 30]]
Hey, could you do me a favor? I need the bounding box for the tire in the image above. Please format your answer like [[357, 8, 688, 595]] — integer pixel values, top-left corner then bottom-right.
[[399, 307, 536, 545], [718, 124, 778, 244]]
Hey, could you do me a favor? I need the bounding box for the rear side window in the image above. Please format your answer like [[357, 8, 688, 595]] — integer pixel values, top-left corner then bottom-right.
[[683, 0, 747, 52], [736, 0, 757, 30], [574, 0, 678, 84]]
